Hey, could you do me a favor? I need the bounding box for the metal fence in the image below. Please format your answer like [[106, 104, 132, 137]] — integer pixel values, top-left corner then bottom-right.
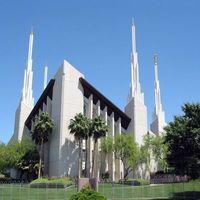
[[0, 181, 200, 200]]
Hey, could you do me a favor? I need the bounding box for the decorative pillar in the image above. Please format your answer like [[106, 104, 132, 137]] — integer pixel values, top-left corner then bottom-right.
[[86, 94, 93, 177], [104, 106, 109, 172], [111, 112, 115, 182], [117, 118, 123, 180], [96, 100, 100, 180]]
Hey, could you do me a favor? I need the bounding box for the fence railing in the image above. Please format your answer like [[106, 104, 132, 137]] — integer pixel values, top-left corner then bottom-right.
[[0, 181, 199, 200]]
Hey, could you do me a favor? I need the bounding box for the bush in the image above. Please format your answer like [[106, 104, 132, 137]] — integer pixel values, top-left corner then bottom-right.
[[30, 177, 73, 188], [69, 188, 107, 200], [101, 172, 109, 181], [120, 178, 150, 186]]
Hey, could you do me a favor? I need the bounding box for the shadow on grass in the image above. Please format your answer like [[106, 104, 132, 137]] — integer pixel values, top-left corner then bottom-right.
[[170, 191, 200, 200]]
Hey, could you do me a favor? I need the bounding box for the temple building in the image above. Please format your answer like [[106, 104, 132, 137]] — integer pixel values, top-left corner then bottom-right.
[[10, 21, 166, 180]]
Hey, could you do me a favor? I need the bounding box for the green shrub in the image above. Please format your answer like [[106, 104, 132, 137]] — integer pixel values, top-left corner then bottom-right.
[[30, 177, 73, 188], [69, 188, 107, 200], [120, 178, 150, 186]]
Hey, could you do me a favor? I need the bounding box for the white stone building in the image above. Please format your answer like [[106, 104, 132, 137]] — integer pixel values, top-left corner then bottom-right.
[[11, 22, 166, 180]]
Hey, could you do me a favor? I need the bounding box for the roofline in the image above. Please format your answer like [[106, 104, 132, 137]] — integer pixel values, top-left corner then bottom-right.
[[25, 79, 55, 129], [80, 77, 131, 129]]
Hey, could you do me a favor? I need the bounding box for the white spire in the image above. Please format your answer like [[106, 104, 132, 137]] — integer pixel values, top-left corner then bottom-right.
[[151, 54, 166, 135], [153, 54, 162, 117], [130, 20, 142, 100], [43, 65, 48, 90], [132, 18, 136, 53], [21, 29, 34, 107]]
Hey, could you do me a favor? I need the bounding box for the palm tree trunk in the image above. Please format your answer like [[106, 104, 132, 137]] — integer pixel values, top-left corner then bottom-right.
[[38, 139, 43, 179], [78, 140, 82, 178], [92, 140, 98, 178], [85, 139, 87, 177]]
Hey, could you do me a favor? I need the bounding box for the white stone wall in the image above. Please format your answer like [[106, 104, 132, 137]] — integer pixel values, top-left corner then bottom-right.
[[11, 102, 33, 141], [125, 97, 147, 145], [49, 60, 84, 177]]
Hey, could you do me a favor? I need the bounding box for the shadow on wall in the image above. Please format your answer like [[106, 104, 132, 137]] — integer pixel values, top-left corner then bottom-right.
[[61, 138, 78, 177]]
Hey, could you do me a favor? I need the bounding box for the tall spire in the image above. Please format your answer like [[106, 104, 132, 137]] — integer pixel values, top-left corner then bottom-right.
[[151, 54, 166, 135], [153, 54, 162, 117], [125, 20, 147, 145], [43, 65, 48, 90], [130, 20, 141, 99], [21, 29, 34, 107], [132, 18, 136, 53]]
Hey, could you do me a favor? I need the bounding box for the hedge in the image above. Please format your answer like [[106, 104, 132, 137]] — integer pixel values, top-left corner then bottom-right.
[[69, 188, 107, 200], [30, 177, 73, 188], [120, 178, 150, 186]]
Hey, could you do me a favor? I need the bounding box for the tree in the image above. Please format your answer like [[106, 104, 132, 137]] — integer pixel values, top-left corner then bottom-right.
[[101, 135, 113, 174], [17, 145, 39, 181], [141, 134, 168, 172], [114, 134, 139, 180], [31, 112, 54, 178], [0, 139, 38, 179], [165, 103, 200, 179], [91, 116, 108, 178], [68, 113, 91, 178], [0, 143, 7, 173]]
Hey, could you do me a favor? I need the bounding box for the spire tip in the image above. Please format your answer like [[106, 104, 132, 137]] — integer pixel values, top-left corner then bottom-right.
[[31, 26, 34, 34], [132, 17, 135, 26]]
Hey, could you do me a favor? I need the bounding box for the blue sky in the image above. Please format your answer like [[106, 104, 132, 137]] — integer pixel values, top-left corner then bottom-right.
[[1, 0, 200, 143]]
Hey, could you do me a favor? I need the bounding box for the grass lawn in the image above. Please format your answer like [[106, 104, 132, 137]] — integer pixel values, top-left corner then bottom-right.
[[0, 181, 200, 199]]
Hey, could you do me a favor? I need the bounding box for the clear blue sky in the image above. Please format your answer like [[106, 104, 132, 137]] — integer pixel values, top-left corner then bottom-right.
[[1, 0, 200, 144]]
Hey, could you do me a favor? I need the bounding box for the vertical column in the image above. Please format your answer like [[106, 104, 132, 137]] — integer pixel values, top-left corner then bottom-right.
[[86, 94, 93, 177], [96, 100, 101, 180], [43, 102, 47, 112], [117, 118, 123, 180], [111, 112, 115, 182], [104, 107, 109, 172]]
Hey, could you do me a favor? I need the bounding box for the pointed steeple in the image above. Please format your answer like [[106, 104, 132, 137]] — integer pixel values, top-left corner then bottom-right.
[[43, 65, 48, 90], [131, 18, 136, 53], [151, 54, 166, 135], [153, 54, 162, 118], [21, 29, 34, 107], [125, 20, 147, 145], [130, 20, 142, 100]]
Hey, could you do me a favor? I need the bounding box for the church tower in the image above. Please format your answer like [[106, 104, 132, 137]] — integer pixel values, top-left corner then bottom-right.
[[11, 30, 35, 141], [150, 55, 166, 135], [125, 21, 147, 145]]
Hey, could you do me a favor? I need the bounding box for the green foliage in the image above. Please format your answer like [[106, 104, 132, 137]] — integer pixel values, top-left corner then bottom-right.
[[101, 136, 113, 154], [114, 134, 139, 179], [0, 139, 37, 173], [69, 188, 107, 200], [101, 171, 109, 181], [91, 116, 108, 178], [90, 116, 107, 143], [17, 145, 39, 178], [68, 113, 91, 142], [31, 112, 54, 178], [30, 177, 73, 188], [165, 103, 200, 179], [68, 113, 91, 178], [120, 178, 150, 186], [0, 143, 7, 172], [141, 134, 168, 172], [31, 112, 54, 145]]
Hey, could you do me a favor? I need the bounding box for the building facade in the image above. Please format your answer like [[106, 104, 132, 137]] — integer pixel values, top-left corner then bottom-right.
[[11, 22, 166, 180]]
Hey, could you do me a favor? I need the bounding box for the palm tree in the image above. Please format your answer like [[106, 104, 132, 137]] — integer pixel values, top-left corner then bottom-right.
[[31, 112, 54, 178], [91, 116, 108, 178], [68, 113, 91, 178]]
